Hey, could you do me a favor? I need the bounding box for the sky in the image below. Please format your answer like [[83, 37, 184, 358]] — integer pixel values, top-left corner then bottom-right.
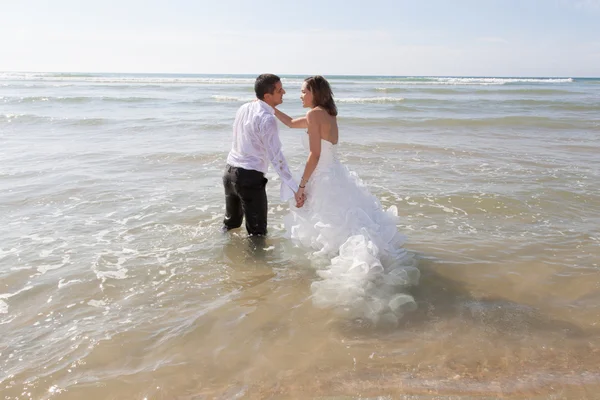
[[1, 0, 599, 77]]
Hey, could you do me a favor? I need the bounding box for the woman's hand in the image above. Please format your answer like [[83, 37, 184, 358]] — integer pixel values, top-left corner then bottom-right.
[[294, 187, 306, 208]]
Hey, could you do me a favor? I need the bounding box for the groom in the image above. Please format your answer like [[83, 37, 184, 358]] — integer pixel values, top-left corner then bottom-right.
[[222, 74, 303, 236]]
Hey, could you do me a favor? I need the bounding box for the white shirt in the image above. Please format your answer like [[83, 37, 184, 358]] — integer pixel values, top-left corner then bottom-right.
[[226, 100, 298, 201]]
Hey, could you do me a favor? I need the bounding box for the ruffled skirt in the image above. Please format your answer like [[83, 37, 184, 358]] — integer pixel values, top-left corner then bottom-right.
[[285, 157, 420, 325]]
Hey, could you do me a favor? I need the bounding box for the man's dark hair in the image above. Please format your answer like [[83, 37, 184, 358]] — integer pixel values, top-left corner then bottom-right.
[[254, 74, 281, 100]]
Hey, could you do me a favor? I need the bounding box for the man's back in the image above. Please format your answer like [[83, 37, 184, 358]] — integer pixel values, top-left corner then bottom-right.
[[227, 100, 276, 173]]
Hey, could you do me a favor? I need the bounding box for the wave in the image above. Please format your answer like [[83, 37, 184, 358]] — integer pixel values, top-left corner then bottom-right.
[[0, 72, 302, 86], [425, 116, 592, 129], [340, 116, 598, 130], [376, 89, 586, 99], [433, 77, 573, 85], [211, 95, 255, 102], [1, 114, 230, 130], [549, 104, 600, 112], [343, 141, 486, 158], [1, 73, 580, 87], [392, 104, 423, 112], [139, 151, 224, 165], [375, 87, 406, 93], [508, 100, 600, 111], [101, 96, 160, 103], [119, 117, 231, 132], [73, 118, 111, 126], [337, 97, 405, 104], [0, 73, 253, 85], [462, 88, 578, 96], [375, 87, 472, 95], [398, 97, 600, 111], [490, 88, 581, 95], [1, 114, 53, 124], [375, 87, 581, 96], [205, 92, 409, 103], [0, 114, 231, 133], [34, 72, 98, 78], [1, 114, 114, 126], [1, 96, 161, 104], [3, 113, 145, 127], [365, 77, 574, 86], [120, 117, 230, 130], [330, 76, 577, 86], [375, 87, 413, 93]]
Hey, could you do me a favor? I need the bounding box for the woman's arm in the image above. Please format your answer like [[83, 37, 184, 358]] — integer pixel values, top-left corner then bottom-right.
[[297, 110, 322, 198], [274, 107, 308, 129]]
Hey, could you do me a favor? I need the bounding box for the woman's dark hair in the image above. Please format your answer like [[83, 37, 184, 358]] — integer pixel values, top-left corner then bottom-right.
[[254, 74, 281, 100], [304, 75, 337, 116]]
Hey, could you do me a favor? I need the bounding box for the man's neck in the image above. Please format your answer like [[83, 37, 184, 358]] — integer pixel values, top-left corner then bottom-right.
[[260, 98, 276, 108]]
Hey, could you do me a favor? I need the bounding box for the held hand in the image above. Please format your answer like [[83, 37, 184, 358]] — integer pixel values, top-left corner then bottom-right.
[[294, 188, 306, 208], [294, 192, 304, 208]]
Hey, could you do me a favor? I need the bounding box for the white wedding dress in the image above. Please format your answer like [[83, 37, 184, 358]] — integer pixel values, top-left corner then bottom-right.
[[285, 136, 420, 325]]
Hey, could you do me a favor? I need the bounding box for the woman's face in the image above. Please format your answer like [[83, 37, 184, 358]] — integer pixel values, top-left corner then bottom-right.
[[300, 82, 313, 108]]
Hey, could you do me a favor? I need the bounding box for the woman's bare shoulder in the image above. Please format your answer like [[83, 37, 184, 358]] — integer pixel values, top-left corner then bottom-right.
[[307, 107, 330, 120]]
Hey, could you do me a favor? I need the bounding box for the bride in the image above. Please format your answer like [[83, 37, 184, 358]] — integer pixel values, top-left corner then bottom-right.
[[274, 76, 420, 325]]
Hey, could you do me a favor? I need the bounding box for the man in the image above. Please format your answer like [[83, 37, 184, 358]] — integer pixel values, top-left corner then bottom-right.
[[222, 74, 303, 236]]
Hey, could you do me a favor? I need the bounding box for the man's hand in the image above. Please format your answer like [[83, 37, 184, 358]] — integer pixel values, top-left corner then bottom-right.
[[294, 189, 306, 208]]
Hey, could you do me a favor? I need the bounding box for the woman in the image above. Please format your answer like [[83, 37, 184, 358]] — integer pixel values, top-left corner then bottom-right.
[[275, 76, 420, 325]]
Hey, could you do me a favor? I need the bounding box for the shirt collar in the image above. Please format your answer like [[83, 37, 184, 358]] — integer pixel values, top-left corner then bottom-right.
[[257, 99, 275, 115]]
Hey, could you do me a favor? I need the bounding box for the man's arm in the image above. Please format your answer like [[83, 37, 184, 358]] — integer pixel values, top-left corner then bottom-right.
[[274, 108, 308, 129], [262, 116, 299, 201]]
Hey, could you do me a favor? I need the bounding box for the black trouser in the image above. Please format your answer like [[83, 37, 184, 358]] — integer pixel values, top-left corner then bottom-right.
[[222, 164, 268, 236]]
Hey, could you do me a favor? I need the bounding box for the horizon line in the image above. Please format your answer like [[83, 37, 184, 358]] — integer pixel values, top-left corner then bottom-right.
[[2, 70, 599, 79]]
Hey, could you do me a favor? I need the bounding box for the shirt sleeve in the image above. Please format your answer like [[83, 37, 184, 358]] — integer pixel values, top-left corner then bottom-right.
[[262, 116, 299, 201]]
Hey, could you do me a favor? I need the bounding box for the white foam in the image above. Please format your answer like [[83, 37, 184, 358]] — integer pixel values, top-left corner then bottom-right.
[[0, 72, 310, 85], [0, 247, 18, 259], [48, 385, 63, 394], [39, 249, 54, 258], [0, 285, 34, 314], [37, 254, 71, 274], [37, 261, 66, 274], [371, 77, 574, 86], [95, 268, 128, 280], [24, 234, 55, 244], [211, 95, 254, 102], [10, 266, 32, 271], [0, 72, 575, 86], [434, 77, 573, 85], [337, 97, 405, 104], [87, 299, 106, 307], [0, 72, 255, 84], [0, 285, 34, 300], [58, 279, 82, 289]]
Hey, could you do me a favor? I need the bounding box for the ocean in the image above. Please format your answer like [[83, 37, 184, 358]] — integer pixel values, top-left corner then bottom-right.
[[1, 72, 599, 399]]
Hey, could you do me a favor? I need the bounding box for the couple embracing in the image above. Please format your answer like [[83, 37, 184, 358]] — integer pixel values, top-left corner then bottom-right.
[[222, 74, 419, 324]]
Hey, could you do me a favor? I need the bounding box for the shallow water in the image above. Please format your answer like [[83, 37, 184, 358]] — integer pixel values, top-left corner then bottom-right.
[[1, 72, 600, 399]]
